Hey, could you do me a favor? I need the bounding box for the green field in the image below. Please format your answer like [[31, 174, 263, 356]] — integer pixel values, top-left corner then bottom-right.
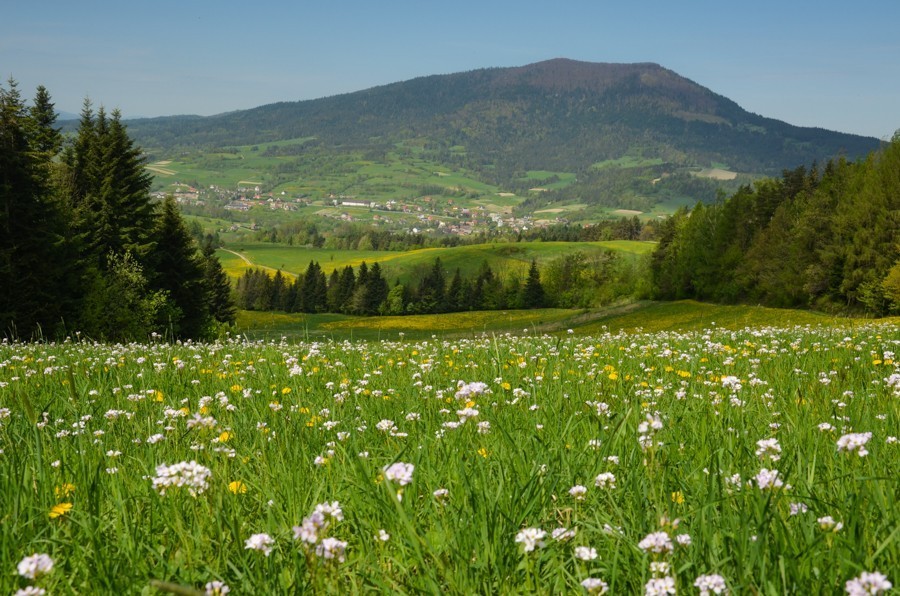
[[233, 300, 898, 341], [220, 240, 655, 281]]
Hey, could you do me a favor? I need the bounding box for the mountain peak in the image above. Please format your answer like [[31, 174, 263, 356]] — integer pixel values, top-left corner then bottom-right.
[[494, 58, 670, 93]]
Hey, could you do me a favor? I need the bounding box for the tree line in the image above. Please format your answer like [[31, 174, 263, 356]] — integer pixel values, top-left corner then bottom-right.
[[235, 248, 648, 317], [0, 81, 235, 340], [649, 134, 900, 315]]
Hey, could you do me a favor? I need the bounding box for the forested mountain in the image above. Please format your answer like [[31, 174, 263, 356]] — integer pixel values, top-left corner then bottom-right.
[[126, 59, 879, 182]]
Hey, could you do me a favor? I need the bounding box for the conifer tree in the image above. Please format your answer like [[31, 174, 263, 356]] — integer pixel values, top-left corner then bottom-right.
[[149, 196, 210, 338], [201, 243, 236, 325], [364, 262, 389, 314], [522, 259, 546, 308], [0, 79, 68, 336]]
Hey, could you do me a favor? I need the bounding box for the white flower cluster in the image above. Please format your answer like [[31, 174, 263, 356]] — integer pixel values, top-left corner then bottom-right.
[[383, 462, 415, 486], [293, 501, 344, 545], [17, 553, 54, 579], [694, 573, 728, 595], [514, 527, 546, 552], [594, 472, 617, 489], [454, 381, 490, 401], [638, 413, 664, 451], [292, 500, 347, 563], [845, 571, 892, 595], [754, 468, 784, 491], [836, 432, 872, 457], [755, 438, 782, 462], [885, 373, 900, 396], [315, 537, 348, 562], [151, 460, 211, 497], [244, 533, 274, 556], [638, 531, 673, 554], [580, 577, 609, 594]]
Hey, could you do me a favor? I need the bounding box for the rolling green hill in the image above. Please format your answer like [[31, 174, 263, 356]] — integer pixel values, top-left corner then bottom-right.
[[218, 240, 655, 281]]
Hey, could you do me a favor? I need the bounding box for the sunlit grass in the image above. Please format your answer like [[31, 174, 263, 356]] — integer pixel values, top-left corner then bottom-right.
[[3, 312, 898, 593]]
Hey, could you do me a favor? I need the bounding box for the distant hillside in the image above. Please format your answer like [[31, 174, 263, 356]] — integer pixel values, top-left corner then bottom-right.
[[122, 59, 881, 212]]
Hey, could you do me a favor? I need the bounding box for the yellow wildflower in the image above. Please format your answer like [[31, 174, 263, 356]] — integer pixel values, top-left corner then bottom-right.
[[228, 481, 248, 494], [54, 483, 76, 499], [49, 502, 73, 519]]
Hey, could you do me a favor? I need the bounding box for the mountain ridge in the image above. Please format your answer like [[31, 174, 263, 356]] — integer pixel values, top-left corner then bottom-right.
[[123, 59, 881, 207]]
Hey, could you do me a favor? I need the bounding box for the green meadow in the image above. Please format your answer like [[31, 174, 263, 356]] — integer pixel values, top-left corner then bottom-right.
[[3, 311, 897, 594]]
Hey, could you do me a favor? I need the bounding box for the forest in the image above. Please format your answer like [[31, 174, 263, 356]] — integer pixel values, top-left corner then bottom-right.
[[649, 134, 900, 315], [0, 81, 235, 340]]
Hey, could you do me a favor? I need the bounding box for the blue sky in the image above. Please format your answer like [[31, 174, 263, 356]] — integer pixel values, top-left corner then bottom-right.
[[3, 0, 897, 138]]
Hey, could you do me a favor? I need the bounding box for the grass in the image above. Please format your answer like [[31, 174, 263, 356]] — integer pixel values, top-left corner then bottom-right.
[[223, 240, 655, 281], [2, 315, 898, 593], [234, 300, 900, 341]]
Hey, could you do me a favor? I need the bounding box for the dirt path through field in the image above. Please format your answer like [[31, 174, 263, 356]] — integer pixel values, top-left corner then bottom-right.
[[220, 249, 297, 278]]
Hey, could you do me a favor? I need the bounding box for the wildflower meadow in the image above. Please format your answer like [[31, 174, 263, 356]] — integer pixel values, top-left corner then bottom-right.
[[1, 324, 898, 594]]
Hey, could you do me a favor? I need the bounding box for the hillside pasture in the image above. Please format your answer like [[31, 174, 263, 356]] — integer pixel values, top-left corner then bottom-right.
[[223, 241, 654, 282]]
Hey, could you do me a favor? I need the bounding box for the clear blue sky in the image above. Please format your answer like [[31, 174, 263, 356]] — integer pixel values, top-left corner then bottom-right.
[[3, 0, 897, 139]]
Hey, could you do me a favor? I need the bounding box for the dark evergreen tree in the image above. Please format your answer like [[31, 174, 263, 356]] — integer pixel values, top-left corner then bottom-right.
[[201, 244, 236, 325], [522, 259, 545, 308], [446, 268, 464, 312], [148, 196, 211, 338], [271, 270, 288, 311], [28, 85, 62, 156], [336, 265, 356, 313], [0, 79, 68, 336], [364, 262, 389, 315], [416, 258, 446, 313]]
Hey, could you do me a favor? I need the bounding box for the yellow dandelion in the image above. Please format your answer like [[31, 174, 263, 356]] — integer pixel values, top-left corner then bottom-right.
[[154, 390, 164, 402], [501, 382, 511, 391], [228, 481, 248, 494], [49, 502, 73, 519], [230, 384, 242, 392], [218, 431, 232, 443], [281, 387, 291, 395], [477, 447, 489, 458], [671, 491, 685, 505], [608, 372, 618, 381]]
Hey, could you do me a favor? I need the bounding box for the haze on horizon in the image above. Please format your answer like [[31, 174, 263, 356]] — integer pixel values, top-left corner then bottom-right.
[[3, 0, 898, 139]]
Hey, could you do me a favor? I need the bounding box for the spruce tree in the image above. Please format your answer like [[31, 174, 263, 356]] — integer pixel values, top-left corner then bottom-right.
[[202, 244, 236, 325], [0, 79, 67, 336], [364, 262, 389, 314], [522, 259, 545, 308], [149, 196, 210, 338]]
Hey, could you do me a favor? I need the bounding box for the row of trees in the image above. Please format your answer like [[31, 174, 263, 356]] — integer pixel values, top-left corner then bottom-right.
[[235, 248, 649, 316], [650, 134, 900, 315], [1, 81, 235, 340], [234, 258, 549, 316]]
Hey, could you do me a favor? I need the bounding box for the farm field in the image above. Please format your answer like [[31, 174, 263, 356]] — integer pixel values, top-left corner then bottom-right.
[[217, 240, 655, 281], [146, 139, 502, 204], [2, 317, 898, 593]]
